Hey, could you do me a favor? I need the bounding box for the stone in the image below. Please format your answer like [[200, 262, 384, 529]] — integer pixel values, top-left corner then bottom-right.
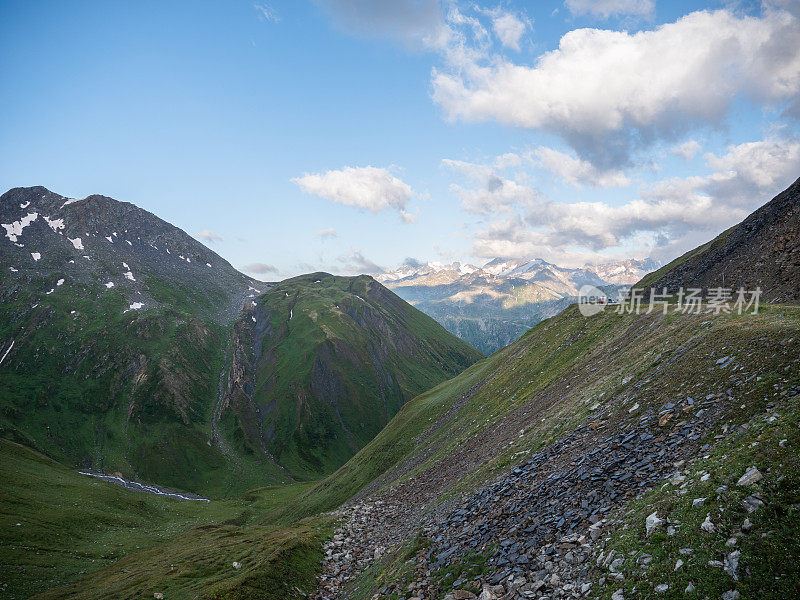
[[611, 589, 625, 600], [154, 594, 164, 600], [737, 466, 762, 486], [701, 514, 716, 533], [609, 558, 624, 573], [721, 591, 741, 600], [232, 562, 242, 569], [670, 473, 686, 485], [742, 495, 764, 513], [452, 591, 477, 600], [645, 511, 664, 536], [741, 518, 752, 532], [692, 498, 706, 507], [685, 582, 695, 593], [675, 559, 684, 570], [655, 584, 669, 592], [725, 551, 740, 581]]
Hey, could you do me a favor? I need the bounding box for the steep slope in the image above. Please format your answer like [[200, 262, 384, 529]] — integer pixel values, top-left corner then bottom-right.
[[266, 183, 800, 599], [299, 304, 800, 600], [219, 273, 484, 481], [19, 179, 800, 600], [634, 176, 800, 301], [0, 186, 282, 497], [0, 187, 483, 496], [378, 258, 657, 354]]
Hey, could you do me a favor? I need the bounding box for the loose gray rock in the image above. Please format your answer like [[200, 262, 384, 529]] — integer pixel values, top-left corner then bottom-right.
[[645, 511, 665, 536], [701, 514, 716, 533], [725, 551, 741, 581], [737, 466, 762, 486]]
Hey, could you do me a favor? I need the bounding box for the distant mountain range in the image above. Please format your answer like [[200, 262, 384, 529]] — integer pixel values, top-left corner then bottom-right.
[[376, 256, 660, 354]]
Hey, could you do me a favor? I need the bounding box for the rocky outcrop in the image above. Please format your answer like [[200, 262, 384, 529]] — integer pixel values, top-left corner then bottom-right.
[[635, 176, 800, 302]]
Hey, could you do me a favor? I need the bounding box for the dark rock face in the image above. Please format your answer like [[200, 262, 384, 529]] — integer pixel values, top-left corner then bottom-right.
[[638, 177, 800, 303]]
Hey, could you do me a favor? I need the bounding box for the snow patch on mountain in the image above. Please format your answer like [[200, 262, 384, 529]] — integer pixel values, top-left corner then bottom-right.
[[3, 212, 38, 242]]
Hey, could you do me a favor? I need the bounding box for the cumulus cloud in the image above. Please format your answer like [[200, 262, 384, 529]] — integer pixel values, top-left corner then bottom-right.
[[432, 7, 800, 168], [703, 137, 800, 207], [534, 147, 630, 188], [464, 137, 800, 264], [489, 10, 527, 51], [564, 0, 654, 19], [315, 227, 338, 239], [292, 166, 415, 219], [243, 262, 279, 275], [196, 229, 223, 243], [442, 157, 541, 214], [671, 140, 702, 160]]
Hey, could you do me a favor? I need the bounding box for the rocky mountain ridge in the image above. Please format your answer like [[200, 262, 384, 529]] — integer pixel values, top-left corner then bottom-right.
[[634, 176, 800, 303]]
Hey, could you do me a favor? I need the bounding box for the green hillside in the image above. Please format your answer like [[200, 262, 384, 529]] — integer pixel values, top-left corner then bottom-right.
[[0, 438, 327, 600], [220, 273, 483, 481], [1, 188, 482, 498], [22, 302, 798, 599]]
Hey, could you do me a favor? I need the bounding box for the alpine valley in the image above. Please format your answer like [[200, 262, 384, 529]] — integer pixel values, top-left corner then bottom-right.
[[1, 178, 799, 600]]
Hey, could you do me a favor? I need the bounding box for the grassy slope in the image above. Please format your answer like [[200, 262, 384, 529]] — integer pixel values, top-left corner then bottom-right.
[[328, 301, 800, 599], [7, 302, 798, 599], [0, 271, 288, 498], [251, 273, 483, 480], [0, 437, 328, 600], [280, 303, 800, 524], [594, 394, 800, 599]]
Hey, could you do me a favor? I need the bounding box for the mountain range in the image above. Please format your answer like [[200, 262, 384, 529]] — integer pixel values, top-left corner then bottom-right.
[[0, 186, 481, 497], [1, 178, 799, 600], [376, 256, 659, 354]]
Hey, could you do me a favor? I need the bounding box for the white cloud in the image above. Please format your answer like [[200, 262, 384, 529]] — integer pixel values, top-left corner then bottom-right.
[[292, 166, 415, 218], [315, 227, 338, 239], [671, 140, 702, 160], [432, 7, 800, 168], [565, 0, 654, 19], [703, 137, 800, 207], [490, 10, 527, 51], [462, 137, 800, 264], [534, 147, 630, 188], [442, 157, 540, 214], [196, 229, 223, 243]]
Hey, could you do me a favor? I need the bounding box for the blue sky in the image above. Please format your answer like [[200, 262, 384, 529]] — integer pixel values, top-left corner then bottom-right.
[[1, 0, 798, 279]]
